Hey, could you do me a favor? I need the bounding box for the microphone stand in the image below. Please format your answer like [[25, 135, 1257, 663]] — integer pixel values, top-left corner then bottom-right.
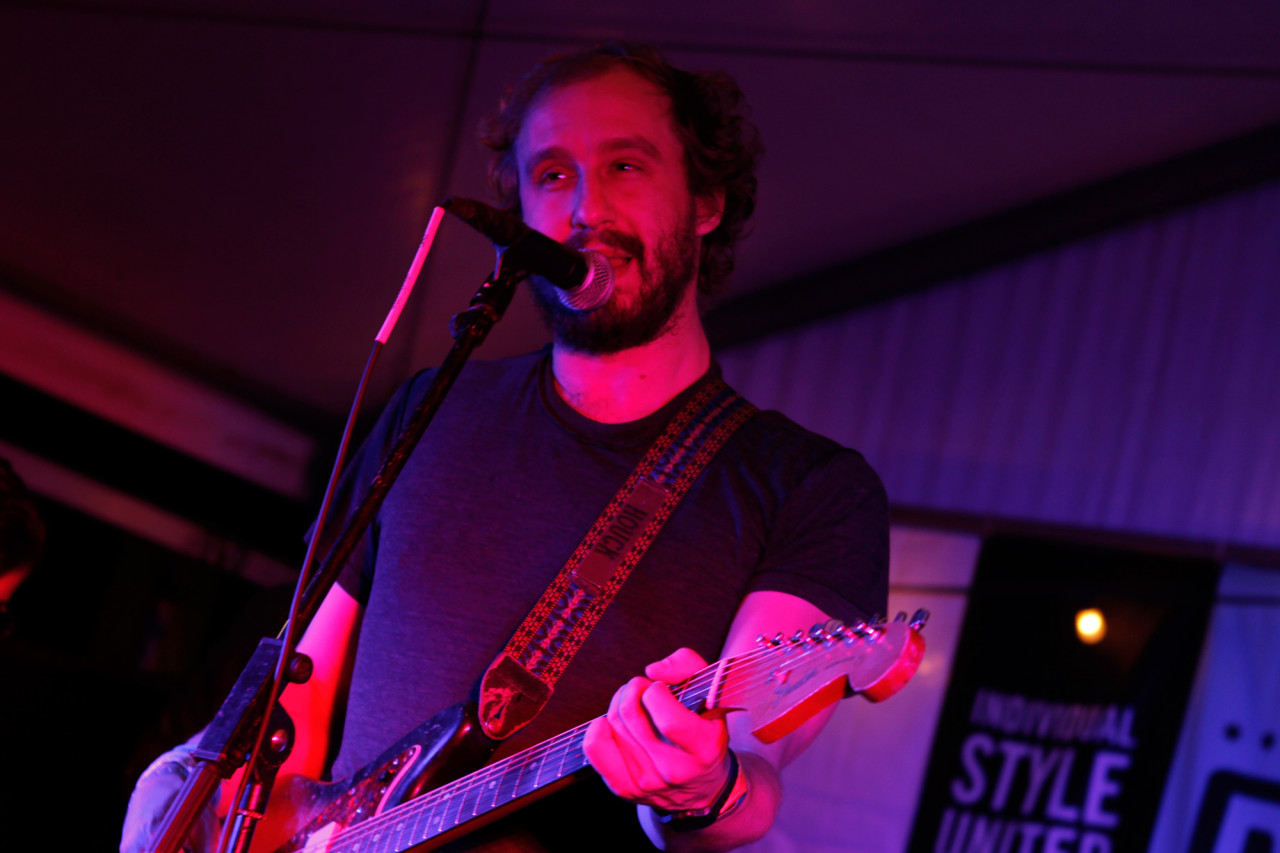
[[146, 253, 525, 853]]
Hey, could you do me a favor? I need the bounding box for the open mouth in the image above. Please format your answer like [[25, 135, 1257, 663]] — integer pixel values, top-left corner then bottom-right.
[[598, 253, 633, 272]]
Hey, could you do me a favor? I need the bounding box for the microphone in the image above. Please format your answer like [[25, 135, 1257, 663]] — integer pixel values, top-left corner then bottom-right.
[[442, 196, 613, 311]]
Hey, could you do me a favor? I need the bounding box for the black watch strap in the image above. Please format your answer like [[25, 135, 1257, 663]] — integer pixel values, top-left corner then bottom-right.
[[653, 749, 743, 832]]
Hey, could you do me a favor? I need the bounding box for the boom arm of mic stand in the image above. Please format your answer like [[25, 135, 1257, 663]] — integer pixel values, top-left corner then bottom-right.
[[146, 264, 521, 853]]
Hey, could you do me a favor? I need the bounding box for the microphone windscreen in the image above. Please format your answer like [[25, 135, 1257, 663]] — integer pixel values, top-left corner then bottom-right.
[[557, 251, 613, 311]]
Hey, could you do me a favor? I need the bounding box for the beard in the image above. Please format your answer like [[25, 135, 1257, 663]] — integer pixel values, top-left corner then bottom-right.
[[530, 210, 699, 355]]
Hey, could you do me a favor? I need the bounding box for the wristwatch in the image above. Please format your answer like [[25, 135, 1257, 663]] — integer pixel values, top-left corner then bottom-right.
[[652, 749, 750, 832]]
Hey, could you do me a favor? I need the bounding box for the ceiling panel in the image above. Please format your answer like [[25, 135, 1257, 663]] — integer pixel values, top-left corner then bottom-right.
[[3, 3, 1279, 426], [726, 54, 1280, 290], [40, 0, 487, 32], [481, 0, 1280, 70], [1, 8, 477, 416]]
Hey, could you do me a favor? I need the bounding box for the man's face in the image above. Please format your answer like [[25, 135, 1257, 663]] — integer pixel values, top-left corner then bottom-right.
[[514, 68, 722, 353]]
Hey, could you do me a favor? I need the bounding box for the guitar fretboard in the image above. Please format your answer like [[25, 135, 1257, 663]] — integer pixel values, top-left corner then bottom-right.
[[323, 676, 713, 852]]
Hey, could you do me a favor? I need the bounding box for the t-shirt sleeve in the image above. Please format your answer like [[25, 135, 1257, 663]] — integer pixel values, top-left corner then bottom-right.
[[747, 448, 890, 626]]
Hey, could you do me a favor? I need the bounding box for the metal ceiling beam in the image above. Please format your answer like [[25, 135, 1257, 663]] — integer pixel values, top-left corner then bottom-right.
[[705, 121, 1280, 349]]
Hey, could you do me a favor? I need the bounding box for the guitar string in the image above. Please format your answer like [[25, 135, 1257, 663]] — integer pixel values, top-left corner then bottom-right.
[[323, 628, 884, 851]]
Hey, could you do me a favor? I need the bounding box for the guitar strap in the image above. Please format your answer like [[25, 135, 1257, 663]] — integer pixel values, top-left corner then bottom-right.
[[478, 375, 757, 740]]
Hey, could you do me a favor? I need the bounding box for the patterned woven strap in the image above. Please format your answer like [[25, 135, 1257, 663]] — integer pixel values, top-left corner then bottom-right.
[[478, 377, 757, 740]]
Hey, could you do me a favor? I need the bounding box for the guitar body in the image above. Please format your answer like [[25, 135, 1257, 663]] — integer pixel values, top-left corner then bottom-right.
[[269, 702, 497, 853]]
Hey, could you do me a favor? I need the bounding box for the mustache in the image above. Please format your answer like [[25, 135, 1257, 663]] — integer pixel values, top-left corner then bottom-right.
[[565, 228, 644, 262]]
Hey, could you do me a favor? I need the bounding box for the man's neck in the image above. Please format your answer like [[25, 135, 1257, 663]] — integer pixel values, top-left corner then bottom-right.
[[551, 305, 711, 424]]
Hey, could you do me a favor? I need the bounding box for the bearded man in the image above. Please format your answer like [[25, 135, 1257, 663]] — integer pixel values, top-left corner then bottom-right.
[[123, 42, 888, 853]]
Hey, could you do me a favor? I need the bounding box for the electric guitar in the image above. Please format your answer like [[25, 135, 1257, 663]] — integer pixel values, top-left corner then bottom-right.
[[264, 610, 928, 853]]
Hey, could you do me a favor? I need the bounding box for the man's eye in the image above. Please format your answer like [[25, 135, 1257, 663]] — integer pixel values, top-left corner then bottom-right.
[[537, 168, 569, 185]]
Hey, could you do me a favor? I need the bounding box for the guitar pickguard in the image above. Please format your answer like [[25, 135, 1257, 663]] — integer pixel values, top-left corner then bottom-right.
[[274, 702, 497, 853]]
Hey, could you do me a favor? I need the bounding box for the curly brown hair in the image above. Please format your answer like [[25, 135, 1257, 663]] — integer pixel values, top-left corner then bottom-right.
[[479, 42, 763, 298]]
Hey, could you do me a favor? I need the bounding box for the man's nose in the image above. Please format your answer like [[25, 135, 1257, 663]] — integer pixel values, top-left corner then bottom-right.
[[571, 175, 614, 231]]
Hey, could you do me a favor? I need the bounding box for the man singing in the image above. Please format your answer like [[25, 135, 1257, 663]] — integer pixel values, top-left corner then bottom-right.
[[123, 42, 888, 852]]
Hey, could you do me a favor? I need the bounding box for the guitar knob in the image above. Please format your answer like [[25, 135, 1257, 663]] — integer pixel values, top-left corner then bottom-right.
[[287, 652, 314, 685], [268, 728, 291, 756]]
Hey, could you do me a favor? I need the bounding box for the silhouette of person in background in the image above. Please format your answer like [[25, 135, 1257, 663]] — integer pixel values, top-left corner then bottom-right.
[[0, 458, 44, 640]]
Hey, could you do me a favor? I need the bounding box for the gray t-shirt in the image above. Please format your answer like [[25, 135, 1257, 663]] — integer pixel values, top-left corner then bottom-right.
[[320, 348, 888, 849]]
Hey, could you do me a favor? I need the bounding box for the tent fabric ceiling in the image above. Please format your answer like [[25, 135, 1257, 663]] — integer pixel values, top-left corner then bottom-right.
[[3, 1, 1280, 429]]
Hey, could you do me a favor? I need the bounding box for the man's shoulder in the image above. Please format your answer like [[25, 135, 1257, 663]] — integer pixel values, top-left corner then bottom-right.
[[733, 397, 861, 463], [722, 395, 884, 494]]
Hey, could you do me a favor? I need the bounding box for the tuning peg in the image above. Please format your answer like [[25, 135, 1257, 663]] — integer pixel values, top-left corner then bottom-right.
[[910, 609, 930, 630], [859, 617, 884, 639]]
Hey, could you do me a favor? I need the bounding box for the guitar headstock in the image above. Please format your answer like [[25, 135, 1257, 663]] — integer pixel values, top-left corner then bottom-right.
[[725, 609, 928, 743]]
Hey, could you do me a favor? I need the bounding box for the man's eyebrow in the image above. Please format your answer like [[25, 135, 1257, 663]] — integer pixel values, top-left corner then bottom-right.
[[523, 137, 664, 171], [600, 136, 663, 160], [523, 145, 569, 173]]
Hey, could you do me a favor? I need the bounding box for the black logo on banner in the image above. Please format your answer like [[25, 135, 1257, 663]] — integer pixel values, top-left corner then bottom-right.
[[1188, 771, 1280, 853]]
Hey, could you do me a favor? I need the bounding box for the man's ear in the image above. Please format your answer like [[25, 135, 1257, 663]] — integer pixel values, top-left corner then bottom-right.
[[694, 190, 725, 237]]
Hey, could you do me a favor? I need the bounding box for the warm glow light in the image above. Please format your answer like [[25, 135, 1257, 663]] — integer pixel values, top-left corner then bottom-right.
[[1076, 608, 1106, 644]]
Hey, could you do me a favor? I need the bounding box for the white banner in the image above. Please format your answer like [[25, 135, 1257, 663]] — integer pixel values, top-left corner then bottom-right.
[[1148, 564, 1280, 853]]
